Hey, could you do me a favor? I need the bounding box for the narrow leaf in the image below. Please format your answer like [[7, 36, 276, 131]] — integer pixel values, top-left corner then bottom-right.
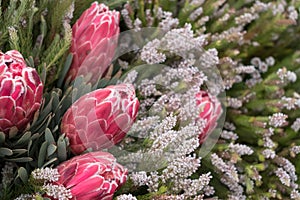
[[38, 141, 48, 168]]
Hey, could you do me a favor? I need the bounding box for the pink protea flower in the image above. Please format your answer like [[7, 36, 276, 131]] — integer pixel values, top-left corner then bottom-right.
[[67, 2, 120, 84], [61, 84, 139, 155], [196, 91, 222, 143], [0, 50, 43, 134], [53, 151, 127, 200]]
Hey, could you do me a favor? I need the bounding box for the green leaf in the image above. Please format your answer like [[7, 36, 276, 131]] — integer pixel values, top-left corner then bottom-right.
[[0, 147, 13, 156], [57, 53, 73, 88], [17, 167, 28, 183], [27, 139, 32, 156], [15, 131, 31, 146], [12, 149, 27, 156], [6, 157, 33, 162], [38, 141, 48, 168], [47, 144, 57, 157], [0, 132, 5, 145], [42, 157, 58, 168], [57, 134, 67, 162], [45, 128, 55, 144]]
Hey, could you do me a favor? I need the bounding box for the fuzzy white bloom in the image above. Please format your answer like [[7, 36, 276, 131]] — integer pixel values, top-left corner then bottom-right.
[[290, 146, 300, 155], [277, 68, 297, 82], [258, 62, 268, 73], [275, 157, 297, 182], [158, 11, 179, 31], [211, 27, 246, 44], [224, 122, 236, 131], [265, 56, 275, 66], [130, 171, 149, 186], [140, 39, 166, 64], [275, 168, 291, 187], [235, 65, 256, 74], [250, 57, 261, 67], [43, 183, 72, 200], [287, 6, 298, 21], [14, 194, 34, 200], [118, 59, 129, 70], [221, 130, 239, 141], [211, 153, 239, 182], [160, 23, 207, 56], [235, 13, 258, 26], [174, 173, 212, 197], [291, 189, 300, 199], [162, 154, 201, 180], [31, 167, 60, 182], [227, 97, 243, 109], [282, 96, 297, 110], [121, 4, 133, 29], [262, 149, 276, 159], [122, 70, 138, 85], [117, 194, 138, 200], [150, 114, 177, 140], [189, 7, 203, 21], [229, 143, 254, 156], [1, 162, 14, 188], [292, 118, 300, 132], [133, 18, 142, 32], [287, 71, 297, 82], [268, 113, 288, 127], [263, 137, 276, 149]]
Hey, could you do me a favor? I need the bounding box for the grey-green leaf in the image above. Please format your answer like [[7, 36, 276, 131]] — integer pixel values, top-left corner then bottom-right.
[[12, 149, 27, 156], [38, 141, 48, 168], [18, 167, 28, 183], [47, 144, 57, 157], [45, 128, 55, 144], [42, 157, 58, 168], [57, 135, 67, 161], [0, 147, 13, 156], [6, 157, 33, 162], [15, 131, 31, 146], [0, 132, 5, 145]]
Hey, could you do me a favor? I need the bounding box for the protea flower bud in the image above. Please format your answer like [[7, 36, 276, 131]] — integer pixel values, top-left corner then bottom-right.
[[67, 2, 120, 84], [0, 50, 43, 134], [61, 84, 139, 155], [196, 91, 222, 143], [53, 151, 127, 200]]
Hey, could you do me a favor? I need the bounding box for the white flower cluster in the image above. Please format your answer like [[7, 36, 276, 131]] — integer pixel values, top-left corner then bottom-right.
[[275, 168, 291, 187], [211, 153, 239, 182], [140, 39, 166, 64], [277, 68, 297, 83], [211, 27, 246, 44], [291, 118, 300, 132], [161, 154, 201, 180], [220, 130, 239, 141], [158, 10, 179, 31], [235, 13, 258, 26], [229, 143, 254, 156], [226, 97, 243, 109], [281, 96, 298, 110], [117, 194, 137, 200], [14, 194, 34, 200], [262, 149, 276, 159], [275, 157, 297, 182], [268, 113, 288, 127], [160, 24, 207, 56], [43, 183, 72, 200], [31, 167, 60, 182], [1, 162, 14, 188]]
